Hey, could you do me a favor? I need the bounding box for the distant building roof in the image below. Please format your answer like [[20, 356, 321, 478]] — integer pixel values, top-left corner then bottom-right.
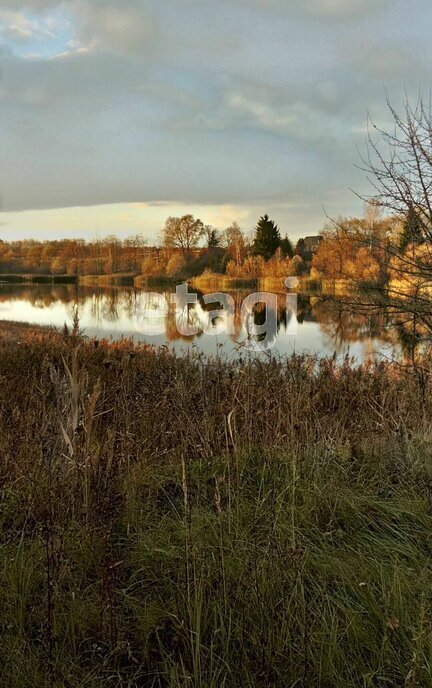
[[304, 235, 322, 247]]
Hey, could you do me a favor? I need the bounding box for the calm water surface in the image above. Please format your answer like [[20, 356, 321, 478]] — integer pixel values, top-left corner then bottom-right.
[[0, 283, 403, 362]]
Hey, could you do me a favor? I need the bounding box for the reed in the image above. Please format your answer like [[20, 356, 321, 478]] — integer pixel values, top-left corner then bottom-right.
[[190, 270, 257, 290], [1, 326, 432, 686]]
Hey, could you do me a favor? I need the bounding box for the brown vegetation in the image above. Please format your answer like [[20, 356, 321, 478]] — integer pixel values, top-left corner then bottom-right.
[[1, 327, 432, 685]]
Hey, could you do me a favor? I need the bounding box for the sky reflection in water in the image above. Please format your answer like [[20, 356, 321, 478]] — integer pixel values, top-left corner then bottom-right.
[[0, 283, 401, 363]]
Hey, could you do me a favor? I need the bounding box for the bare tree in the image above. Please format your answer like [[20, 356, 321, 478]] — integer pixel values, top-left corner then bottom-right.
[[363, 95, 432, 241], [359, 95, 432, 339], [322, 95, 432, 366]]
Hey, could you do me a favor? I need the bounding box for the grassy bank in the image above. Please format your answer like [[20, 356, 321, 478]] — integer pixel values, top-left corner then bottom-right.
[[134, 275, 183, 288], [0, 320, 59, 341], [78, 273, 137, 287], [190, 272, 257, 290], [1, 330, 432, 686], [320, 278, 356, 295]]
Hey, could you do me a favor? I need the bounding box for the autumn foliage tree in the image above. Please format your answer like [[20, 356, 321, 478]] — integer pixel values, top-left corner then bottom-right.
[[161, 215, 204, 254], [0, 236, 148, 276], [165, 253, 188, 278], [222, 222, 246, 266], [312, 219, 381, 284]]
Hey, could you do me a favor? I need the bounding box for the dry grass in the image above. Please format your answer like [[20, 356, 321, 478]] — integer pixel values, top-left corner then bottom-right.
[[0, 320, 60, 342], [1, 327, 432, 686], [190, 270, 257, 290]]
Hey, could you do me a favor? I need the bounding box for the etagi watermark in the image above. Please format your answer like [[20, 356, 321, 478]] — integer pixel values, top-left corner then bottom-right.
[[133, 277, 299, 351]]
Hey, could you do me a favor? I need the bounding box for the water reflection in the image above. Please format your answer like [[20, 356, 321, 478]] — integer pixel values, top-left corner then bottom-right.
[[0, 282, 407, 362]]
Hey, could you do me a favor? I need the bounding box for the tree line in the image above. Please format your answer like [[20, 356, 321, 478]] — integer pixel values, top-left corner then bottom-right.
[[0, 215, 317, 279], [0, 235, 148, 277], [0, 205, 426, 290]]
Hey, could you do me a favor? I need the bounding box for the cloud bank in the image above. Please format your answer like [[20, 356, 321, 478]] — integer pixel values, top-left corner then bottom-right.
[[0, 0, 431, 237]]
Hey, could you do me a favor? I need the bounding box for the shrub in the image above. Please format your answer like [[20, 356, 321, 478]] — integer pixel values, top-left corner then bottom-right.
[[289, 254, 305, 276], [165, 252, 187, 278], [262, 252, 291, 278], [141, 253, 166, 277], [225, 255, 265, 279]]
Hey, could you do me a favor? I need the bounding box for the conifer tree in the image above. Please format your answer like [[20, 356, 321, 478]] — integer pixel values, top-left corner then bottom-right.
[[280, 234, 293, 258], [252, 215, 281, 260]]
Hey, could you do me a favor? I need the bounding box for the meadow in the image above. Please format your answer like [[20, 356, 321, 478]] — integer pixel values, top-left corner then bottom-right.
[[1, 324, 432, 687]]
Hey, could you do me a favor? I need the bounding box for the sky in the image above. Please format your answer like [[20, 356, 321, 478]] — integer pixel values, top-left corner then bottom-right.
[[0, 0, 431, 242]]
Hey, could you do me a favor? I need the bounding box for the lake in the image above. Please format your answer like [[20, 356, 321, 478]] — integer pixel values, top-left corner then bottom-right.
[[0, 282, 404, 362]]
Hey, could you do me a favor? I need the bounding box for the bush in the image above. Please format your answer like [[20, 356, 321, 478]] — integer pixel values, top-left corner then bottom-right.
[[262, 252, 291, 278], [225, 255, 265, 279], [141, 253, 166, 277], [289, 254, 305, 276], [165, 252, 187, 278]]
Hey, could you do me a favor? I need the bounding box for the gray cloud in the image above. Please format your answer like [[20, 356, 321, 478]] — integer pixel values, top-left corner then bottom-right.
[[0, 1, 57, 7], [0, 0, 430, 235], [298, 0, 389, 18], [0, 0, 386, 12], [71, 0, 158, 55], [181, 0, 389, 20]]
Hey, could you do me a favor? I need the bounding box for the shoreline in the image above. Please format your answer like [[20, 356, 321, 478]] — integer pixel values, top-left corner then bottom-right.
[[0, 320, 61, 341], [0, 272, 360, 295]]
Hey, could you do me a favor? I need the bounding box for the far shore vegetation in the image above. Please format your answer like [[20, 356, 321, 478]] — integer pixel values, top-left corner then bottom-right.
[[0, 204, 426, 299]]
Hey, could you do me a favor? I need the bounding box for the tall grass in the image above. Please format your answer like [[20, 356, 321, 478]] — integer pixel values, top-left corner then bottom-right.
[[1, 328, 432, 686], [190, 270, 257, 290]]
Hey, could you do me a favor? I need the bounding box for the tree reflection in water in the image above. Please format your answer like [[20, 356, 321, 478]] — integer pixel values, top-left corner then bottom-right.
[[0, 283, 424, 363]]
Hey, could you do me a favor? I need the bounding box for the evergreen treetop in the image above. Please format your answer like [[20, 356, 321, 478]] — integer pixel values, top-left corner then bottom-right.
[[252, 214, 281, 260]]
